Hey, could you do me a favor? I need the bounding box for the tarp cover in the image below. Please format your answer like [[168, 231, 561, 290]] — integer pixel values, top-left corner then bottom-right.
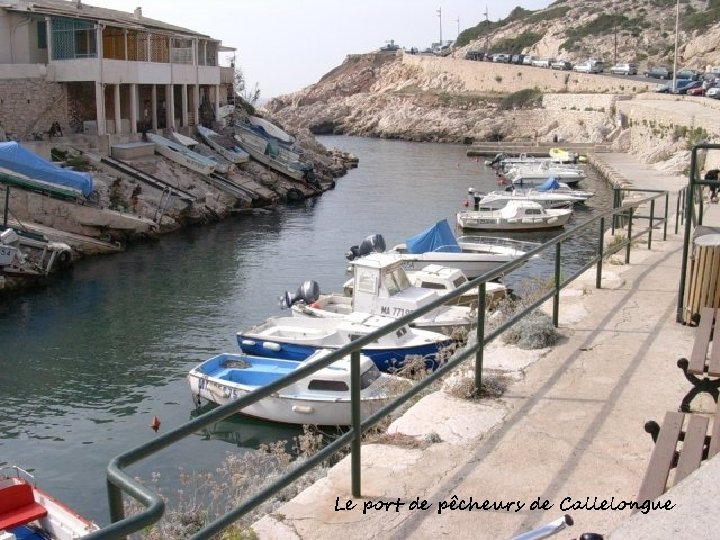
[[536, 177, 561, 192], [405, 219, 461, 254], [0, 142, 92, 196]]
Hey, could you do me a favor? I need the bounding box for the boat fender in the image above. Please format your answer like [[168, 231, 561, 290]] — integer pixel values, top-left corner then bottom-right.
[[310, 302, 321, 309], [262, 342, 282, 352], [241, 339, 256, 346]]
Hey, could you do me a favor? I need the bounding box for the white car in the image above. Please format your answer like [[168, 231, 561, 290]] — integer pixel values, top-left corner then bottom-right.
[[609, 63, 637, 75], [706, 86, 720, 99], [574, 60, 604, 73]]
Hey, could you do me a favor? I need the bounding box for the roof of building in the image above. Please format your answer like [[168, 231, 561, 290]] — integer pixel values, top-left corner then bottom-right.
[[1, 0, 216, 40]]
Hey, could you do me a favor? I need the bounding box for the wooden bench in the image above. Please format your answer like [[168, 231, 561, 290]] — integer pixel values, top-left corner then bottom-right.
[[677, 307, 720, 412], [637, 399, 720, 505]]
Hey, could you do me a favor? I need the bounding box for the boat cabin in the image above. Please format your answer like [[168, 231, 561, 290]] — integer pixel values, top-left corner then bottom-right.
[[350, 254, 447, 318]]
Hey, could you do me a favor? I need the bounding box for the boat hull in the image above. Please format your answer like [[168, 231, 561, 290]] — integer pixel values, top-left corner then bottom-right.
[[456, 212, 572, 232], [236, 335, 449, 372], [188, 372, 389, 426]]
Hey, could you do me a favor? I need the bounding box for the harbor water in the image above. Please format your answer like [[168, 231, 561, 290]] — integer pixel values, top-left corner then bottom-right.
[[0, 136, 614, 524]]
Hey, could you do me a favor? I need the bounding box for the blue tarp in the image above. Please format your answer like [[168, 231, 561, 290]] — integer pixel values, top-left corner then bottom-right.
[[536, 177, 561, 192], [0, 142, 92, 196], [405, 219, 461, 254]]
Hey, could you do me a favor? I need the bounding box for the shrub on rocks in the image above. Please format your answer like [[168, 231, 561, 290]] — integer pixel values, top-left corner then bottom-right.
[[501, 310, 559, 349]]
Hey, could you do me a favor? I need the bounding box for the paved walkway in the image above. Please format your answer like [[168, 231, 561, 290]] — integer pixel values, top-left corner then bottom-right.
[[253, 153, 717, 540]]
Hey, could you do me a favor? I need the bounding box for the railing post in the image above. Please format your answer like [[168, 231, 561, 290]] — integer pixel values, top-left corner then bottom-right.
[[611, 188, 618, 234], [596, 217, 604, 289], [351, 350, 361, 498], [625, 207, 633, 264], [108, 480, 125, 523], [675, 189, 681, 234], [2, 186, 8, 228], [648, 199, 655, 250], [553, 243, 561, 327], [475, 282, 486, 393], [663, 192, 668, 241]]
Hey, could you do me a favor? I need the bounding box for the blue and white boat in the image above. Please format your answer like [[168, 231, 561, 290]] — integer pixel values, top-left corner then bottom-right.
[[236, 312, 454, 372], [187, 350, 397, 425]]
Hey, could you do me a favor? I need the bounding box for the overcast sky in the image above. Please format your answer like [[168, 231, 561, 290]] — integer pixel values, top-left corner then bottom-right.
[[87, 0, 552, 98]]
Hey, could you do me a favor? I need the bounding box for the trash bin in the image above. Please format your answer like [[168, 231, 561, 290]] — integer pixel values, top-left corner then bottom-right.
[[683, 232, 720, 324]]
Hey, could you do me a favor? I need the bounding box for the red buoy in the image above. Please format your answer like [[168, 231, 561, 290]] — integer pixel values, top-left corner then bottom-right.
[[150, 416, 161, 432]]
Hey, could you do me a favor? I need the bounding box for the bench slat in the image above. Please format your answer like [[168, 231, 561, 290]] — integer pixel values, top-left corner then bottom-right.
[[687, 307, 716, 375], [709, 400, 720, 459], [675, 414, 709, 484], [709, 337, 720, 378], [637, 411, 684, 503]]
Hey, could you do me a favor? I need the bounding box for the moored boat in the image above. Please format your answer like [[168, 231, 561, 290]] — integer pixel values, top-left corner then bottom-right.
[[237, 312, 454, 372], [457, 199, 573, 232], [187, 350, 398, 426], [346, 219, 537, 280], [285, 254, 475, 337], [196, 125, 250, 164], [466, 179, 593, 211], [0, 465, 99, 539], [503, 162, 586, 188]]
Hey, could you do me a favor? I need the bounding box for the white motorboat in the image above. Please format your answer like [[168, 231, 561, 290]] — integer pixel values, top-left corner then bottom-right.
[[284, 254, 476, 337], [467, 179, 593, 211], [346, 220, 537, 280], [342, 263, 508, 309], [146, 133, 217, 174], [187, 350, 398, 426], [196, 125, 250, 164], [0, 466, 99, 538], [237, 312, 454, 373], [503, 162, 586, 188], [457, 199, 573, 232], [1, 227, 73, 277]]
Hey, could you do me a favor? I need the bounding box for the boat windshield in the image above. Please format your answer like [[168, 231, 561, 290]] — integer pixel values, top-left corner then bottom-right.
[[384, 267, 411, 295]]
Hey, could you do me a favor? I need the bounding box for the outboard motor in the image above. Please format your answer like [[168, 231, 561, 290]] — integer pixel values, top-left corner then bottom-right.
[[280, 280, 321, 308], [345, 234, 386, 261]]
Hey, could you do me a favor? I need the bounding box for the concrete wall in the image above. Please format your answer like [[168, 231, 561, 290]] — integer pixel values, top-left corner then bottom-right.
[[402, 54, 656, 94], [0, 11, 48, 64], [48, 58, 220, 85], [0, 79, 70, 138], [542, 93, 631, 112]]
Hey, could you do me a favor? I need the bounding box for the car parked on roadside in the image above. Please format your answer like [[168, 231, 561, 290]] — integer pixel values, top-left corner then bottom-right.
[[645, 66, 673, 79], [573, 60, 604, 73], [609, 62, 637, 75], [673, 80, 703, 94], [522, 55, 535, 65], [551, 60, 572, 70], [706, 85, 720, 99], [676, 69, 703, 81], [686, 84, 706, 96], [532, 57, 555, 68], [464, 50, 484, 61], [492, 53, 510, 63], [511, 54, 526, 64]]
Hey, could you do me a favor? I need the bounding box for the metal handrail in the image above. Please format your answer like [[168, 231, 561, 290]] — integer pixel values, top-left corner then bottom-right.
[[87, 190, 672, 539]]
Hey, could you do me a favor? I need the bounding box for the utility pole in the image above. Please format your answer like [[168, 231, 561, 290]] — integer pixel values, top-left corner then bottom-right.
[[456, 17, 460, 39], [613, 10, 618, 66], [672, 0, 679, 92], [437, 7, 442, 47], [483, 5, 489, 56]]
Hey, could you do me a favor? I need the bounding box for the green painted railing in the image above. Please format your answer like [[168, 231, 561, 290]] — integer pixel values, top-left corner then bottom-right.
[[85, 190, 673, 539]]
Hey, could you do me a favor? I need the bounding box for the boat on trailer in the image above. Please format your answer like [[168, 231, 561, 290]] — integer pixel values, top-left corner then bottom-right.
[[187, 350, 398, 425], [0, 466, 98, 539]]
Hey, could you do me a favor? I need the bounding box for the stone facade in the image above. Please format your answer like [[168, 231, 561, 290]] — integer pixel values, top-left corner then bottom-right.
[[0, 78, 70, 139]]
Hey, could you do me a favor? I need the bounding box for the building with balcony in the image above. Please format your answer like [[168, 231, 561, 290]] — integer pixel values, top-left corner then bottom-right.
[[0, 0, 236, 139]]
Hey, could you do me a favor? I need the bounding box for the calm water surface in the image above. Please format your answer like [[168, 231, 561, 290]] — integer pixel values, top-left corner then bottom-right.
[[0, 137, 612, 523]]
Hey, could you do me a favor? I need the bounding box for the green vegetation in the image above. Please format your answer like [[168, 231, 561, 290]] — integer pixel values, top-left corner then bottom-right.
[[525, 5, 569, 24], [560, 14, 650, 52], [455, 4, 566, 47], [498, 88, 543, 110], [488, 32, 542, 54], [684, 0, 720, 32]]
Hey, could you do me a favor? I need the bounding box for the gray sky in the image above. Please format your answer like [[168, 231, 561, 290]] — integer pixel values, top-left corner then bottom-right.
[[87, 0, 552, 98]]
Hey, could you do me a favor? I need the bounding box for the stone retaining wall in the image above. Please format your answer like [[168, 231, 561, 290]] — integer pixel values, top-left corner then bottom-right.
[[0, 79, 70, 138], [542, 93, 631, 112], [401, 54, 656, 94]]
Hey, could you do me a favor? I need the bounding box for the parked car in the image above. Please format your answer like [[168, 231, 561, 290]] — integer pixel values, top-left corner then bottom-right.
[[673, 80, 703, 94], [551, 60, 572, 70], [609, 63, 637, 75], [492, 53, 509, 63], [654, 83, 671, 93], [645, 66, 673, 79], [706, 85, 720, 99], [464, 50, 484, 61], [676, 69, 703, 81], [532, 57, 555, 68], [686, 85, 706, 96], [573, 60, 604, 73], [522, 55, 535, 65], [511, 54, 525, 64]]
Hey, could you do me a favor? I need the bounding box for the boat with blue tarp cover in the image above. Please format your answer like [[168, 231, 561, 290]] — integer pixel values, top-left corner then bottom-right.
[[347, 219, 537, 279], [0, 142, 92, 198], [187, 350, 398, 425]]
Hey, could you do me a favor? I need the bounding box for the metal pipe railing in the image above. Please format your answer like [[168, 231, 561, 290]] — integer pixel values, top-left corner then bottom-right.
[[87, 189, 672, 540]]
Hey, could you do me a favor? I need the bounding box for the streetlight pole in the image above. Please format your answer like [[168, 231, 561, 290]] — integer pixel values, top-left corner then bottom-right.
[[456, 17, 460, 39], [437, 7, 442, 47], [672, 0, 679, 92]]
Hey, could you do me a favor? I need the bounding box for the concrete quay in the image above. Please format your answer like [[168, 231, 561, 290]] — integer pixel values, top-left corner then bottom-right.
[[252, 153, 719, 540]]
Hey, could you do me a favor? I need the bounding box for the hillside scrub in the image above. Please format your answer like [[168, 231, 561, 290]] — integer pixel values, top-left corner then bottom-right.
[[499, 88, 543, 110]]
